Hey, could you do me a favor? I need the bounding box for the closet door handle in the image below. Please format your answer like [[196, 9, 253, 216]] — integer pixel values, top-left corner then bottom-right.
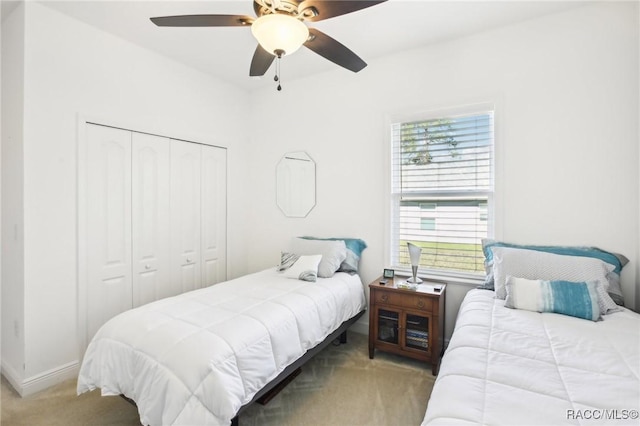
[[144, 264, 151, 270], [187, 258, 192, 264]]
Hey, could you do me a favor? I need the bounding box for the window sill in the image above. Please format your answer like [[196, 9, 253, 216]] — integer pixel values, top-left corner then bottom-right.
[[392, 268, 485, 288]]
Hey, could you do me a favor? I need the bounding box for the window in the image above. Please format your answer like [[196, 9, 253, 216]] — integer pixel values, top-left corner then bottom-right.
[[390, 109, 494, 277], [420, 217, 436, 231]]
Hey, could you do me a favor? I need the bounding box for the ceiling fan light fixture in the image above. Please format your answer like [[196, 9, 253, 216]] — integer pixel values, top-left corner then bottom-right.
[[251, 14, 309, 56]]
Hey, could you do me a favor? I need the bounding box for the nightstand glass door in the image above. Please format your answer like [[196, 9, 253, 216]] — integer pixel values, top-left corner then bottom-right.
[[405, 314, 429, 352], [377, 309, 399, 345]]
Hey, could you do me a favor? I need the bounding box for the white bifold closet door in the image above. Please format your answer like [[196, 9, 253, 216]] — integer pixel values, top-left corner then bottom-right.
[[85, 124, 226, 342], [132, 133, 172, 306], [170, 140, 202, 294], [201, 144, 227, 287], [86, 125, 134, 340], [169, 141, 227, 293]]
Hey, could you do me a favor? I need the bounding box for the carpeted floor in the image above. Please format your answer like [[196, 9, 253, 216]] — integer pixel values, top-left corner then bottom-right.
[[1, 332, 436, 425]]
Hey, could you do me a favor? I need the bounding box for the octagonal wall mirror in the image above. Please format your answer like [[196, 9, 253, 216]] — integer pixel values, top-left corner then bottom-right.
[[276, 151, 316, 218]]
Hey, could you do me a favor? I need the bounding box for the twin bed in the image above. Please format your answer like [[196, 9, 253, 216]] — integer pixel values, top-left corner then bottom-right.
[[423, 289, 640, 425], [77, 237, 367, 425], [78, 268, 366, 425], [423, 240, 640, 425], [78, 237, 640, 425]]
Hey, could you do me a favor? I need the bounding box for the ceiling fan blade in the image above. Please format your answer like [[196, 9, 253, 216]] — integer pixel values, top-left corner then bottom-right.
[[250, 45, 276, 76], [298, 0, 386, 22], [150, 15, 253, 27], [304, 28, 366, 72]]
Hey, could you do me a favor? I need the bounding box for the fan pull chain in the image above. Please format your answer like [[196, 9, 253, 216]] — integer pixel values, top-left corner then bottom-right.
[[274, 57, 281, 91], [274, 49, 284, 91]]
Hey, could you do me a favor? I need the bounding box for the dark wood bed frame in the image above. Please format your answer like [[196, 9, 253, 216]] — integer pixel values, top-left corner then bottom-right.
[[231, 309, 366, 425]]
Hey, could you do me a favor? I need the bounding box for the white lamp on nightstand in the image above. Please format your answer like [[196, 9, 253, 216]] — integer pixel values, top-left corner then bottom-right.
[[407, 242, 423, 283]]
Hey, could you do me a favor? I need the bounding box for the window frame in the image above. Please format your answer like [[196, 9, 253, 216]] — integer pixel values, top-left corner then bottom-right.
[[386, 103, 496, 282]]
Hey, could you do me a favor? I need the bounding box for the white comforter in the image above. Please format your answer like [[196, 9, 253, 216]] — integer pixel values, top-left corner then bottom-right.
[[423, 289, 640, 425], [77, 269, 366, 426]]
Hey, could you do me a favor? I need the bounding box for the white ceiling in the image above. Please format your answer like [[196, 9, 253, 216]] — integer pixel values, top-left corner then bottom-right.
[[38, 0, 586, 91]]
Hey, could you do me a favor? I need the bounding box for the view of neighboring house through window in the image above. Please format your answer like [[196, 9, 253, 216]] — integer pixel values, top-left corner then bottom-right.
[[390, 108, 494, 276]]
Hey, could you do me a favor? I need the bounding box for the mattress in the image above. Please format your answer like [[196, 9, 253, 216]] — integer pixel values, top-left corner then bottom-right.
[[77, 268, 366, 426], [423, 289, 640, 425]]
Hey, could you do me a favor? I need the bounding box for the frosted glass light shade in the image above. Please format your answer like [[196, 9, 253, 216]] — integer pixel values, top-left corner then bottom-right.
[[251, 14, 309, 56], [408, 243, 422, 267], [407, 242, 423, 283]]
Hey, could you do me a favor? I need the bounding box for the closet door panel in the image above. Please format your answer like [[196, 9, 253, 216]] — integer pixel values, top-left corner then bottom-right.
[[201, 145, 227, 287], [86, 124, 133, 341], [170, 140, 202, 294], [84, 125, 228, 352], [132, 133, 171, 306]]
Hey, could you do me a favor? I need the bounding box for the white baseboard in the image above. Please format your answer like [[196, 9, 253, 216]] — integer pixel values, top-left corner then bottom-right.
[[2, 360, 79, 397], [1, 360, 24, 395]]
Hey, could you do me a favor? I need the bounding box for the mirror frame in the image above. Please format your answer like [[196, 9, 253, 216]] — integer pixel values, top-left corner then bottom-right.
[[276, 151, 316, 218]]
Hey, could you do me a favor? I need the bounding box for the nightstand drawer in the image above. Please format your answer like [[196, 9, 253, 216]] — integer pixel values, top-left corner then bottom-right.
[[375, 292, 433, 312]]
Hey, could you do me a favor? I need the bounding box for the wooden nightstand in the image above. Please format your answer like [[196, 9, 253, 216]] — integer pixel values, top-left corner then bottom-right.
[[368, 276, 446, 375]]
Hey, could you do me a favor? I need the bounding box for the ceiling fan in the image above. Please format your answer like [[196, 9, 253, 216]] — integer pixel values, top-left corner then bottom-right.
[[151, 0, 387, 88]]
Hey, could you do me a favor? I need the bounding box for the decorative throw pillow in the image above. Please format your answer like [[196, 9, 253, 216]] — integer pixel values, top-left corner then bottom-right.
[[301, 236, 367, 274], [480, 239, 628, 305], [290, 238, 347, 278], [491, 247, 621, 315], [278, 252, 300, 271], [504, 276, 600, 322], [279, 253, 322, 282]]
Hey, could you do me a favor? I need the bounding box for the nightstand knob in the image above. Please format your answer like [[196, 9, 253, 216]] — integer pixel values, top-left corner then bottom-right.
[[381, 294, 388, 302], [417, 300, 425, 308]]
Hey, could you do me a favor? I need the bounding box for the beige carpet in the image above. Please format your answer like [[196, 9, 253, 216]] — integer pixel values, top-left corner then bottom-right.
[[1, 332, 436, 425]]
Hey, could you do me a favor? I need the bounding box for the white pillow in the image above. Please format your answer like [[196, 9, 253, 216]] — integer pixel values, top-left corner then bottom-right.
[[290, 238, 347, 278], [282, 254, 322, 282], [491, 247, 620, 315]]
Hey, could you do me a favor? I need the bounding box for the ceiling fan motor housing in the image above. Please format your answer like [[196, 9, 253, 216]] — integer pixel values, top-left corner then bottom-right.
[[254, 0, 317, 19]]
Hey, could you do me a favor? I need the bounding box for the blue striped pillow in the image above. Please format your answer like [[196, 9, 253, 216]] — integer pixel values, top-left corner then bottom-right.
[[504, 276, 600, 321]]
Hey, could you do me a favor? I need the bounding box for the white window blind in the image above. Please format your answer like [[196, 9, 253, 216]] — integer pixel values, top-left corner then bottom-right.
[[390, 110, 494, 276]]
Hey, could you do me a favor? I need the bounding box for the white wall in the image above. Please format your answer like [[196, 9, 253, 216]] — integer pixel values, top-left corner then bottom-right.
[[3, 0, 637, 395], [2, 2, 250, 395], [246, 2, 639, 338], [1, 2, 26, 389]]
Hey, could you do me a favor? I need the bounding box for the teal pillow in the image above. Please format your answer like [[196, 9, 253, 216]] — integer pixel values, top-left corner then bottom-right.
[[482, 239, 627, 274], [300, 237, 367, 274], [504, 276, 600, 322], [480, 239, 627, 305]]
